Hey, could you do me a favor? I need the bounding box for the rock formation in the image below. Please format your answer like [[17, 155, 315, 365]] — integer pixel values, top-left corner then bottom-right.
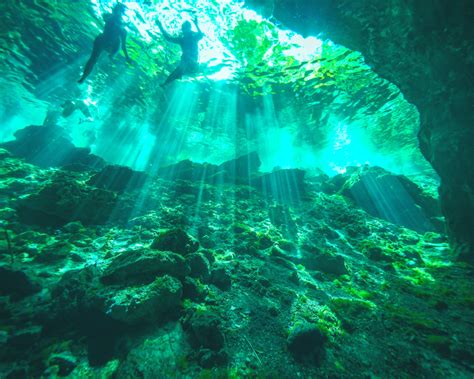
[[245, 0, 474, 260]]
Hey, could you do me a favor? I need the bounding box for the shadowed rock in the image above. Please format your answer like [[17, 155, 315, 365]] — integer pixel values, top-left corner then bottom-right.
[[151, 229, 199, 256], [328, 166, 444, 233], [105, 275, 182, 325], [87, 165, 148, 193], [101, 249, 189, 284], [0, 125, 105, 170], [0, 266, 41, 300], [16, 174, 132, 226], [244, 0, 474, 259]]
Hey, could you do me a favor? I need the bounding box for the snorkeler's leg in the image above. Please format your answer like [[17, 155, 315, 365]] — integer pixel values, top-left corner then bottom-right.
[[161, 66, 183, 87], [78, 37, 104, 83]]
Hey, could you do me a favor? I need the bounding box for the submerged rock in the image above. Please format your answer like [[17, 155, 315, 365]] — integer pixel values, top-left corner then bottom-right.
[[16, 173, 133, 226], [252, 168, 306, 202], [7, 325, 43, 348], [151, 228, 199, 256], [101, 249, 189, 284], [47, 353, 77, 376], [301, 249, 348, 276], [186, 253, 211, 282], [217, 151, 261, 181], [115, 324, 189, 378], [0, 266, 40, 299], [34, 241, 73, 263], [0, 124, 105, 170], [328, 166, 443, 233], [198, 348, 229, 368], [287, 321, 326, 360], [158, 159, 218, 182], [105, 275, 182, 325], [183, 310, 225, 351], [87, 165, 148, 193], [50, 266, 103, 320], [210, 266, 232, 290]]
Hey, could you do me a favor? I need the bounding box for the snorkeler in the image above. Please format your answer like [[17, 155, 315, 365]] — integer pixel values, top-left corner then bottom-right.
[[156, 17, 204, 86], [78, 3, 132, 83]]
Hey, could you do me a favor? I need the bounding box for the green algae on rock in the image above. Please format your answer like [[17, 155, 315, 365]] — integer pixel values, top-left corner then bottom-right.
[[0, 0, 473, 377]]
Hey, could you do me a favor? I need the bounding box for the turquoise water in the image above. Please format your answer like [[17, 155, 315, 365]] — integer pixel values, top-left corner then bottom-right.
[[0, 1, 473, 378]]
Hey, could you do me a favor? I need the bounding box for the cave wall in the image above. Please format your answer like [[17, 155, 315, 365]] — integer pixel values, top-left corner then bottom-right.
[[246, 0, 474, 260]]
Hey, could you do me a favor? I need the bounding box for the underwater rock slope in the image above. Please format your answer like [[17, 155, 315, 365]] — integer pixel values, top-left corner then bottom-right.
[[246, 0, 474, 260], [0, 148, 473, 377]]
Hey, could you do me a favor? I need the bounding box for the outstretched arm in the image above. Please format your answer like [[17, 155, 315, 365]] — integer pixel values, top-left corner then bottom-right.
[[193, 17, 204, 39], [156, 20, 180, 43]]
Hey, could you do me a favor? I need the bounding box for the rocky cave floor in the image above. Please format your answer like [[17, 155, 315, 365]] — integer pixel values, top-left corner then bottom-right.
[[0, 142, 473, 378]]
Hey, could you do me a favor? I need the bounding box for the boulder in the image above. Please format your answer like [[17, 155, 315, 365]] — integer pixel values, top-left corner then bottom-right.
[[217, 151, 261, 181], [0, 266, 41, 299], [301, 249, 348, 276], [287, 321, 326, 359], [87, 165, 148, 193], [34, 241, 73, 263], [186, 253, 211, 282], [182, 277, 208, 302], [151, 229, 199, 256], [157, 160, 218, 182], [210, 266, 232, 290], [0, 124, 105, 170], [101, 249, 189, 284], [50, 266, 104, 321], [198, 349, 229, 368], [115, 324, 189, 378], [16, 173, 132, 226], [183, 310, 225, 351], [329, 166, 443, 233], [105, 275, 182, 325], [47, 353, 77, 376], [252, 168, 306, 202]]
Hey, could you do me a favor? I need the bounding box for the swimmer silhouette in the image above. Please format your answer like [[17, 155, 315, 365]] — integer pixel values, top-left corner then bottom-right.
[[78, 3, 132, 83], [156, 17, 204, 86]]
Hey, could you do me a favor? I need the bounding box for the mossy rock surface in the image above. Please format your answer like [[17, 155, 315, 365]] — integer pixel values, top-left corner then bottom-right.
[[151, 228, 199, 256]]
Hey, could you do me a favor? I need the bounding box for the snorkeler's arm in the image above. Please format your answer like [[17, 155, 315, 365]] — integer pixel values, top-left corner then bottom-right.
[[193, 17, 204, 39], [156, 20, 180, 43]]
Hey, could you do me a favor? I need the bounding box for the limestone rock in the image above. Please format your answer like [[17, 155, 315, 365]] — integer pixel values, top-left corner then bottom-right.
[[115, 324, 189, 378], [183, 310, 225, 351], [245, 0, 474, 260], [105, 275, 182, 325], [287, 321, 326, 359], [302, 250, 348, 276], [0, 124, 105, 170], [158, 159, 218, 182], [50, 266, 103, 320], [252, 168, 306, 202], [47, 353, 77, 376], [101, 249, 189, 284], [186, 253, 211, 282], [151, 229, 199, 256], [0, 266, 40, 299], [210, 266, 232, 290], [217, 151, 261, 181], [330, 166, 443, 233], [16, 173, 132, 226], [198, 348, 229, 368], [87, 165, 148, 193]]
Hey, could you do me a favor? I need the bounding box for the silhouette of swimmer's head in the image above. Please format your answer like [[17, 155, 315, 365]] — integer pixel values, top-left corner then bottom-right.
[[113, 3, 127, 16], [182, 21, 192, 34]]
